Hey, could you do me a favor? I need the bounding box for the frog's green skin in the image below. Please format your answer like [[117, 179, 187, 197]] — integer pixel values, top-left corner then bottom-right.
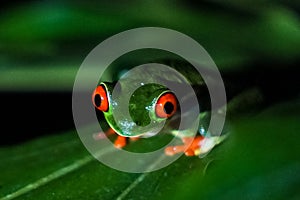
[[95, 60, 263, 157], [100, 61, 213, 139], [102, 82, 172, 137]]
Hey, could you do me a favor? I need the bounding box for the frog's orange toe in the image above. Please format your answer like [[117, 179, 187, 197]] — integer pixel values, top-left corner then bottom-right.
[[114, 136, 127, 148], [185, 136, 205, 156], [165, 146, 197, 156], [165, 145, 186, 156], [182, 136, 204, 148], [165, 136, 205, 156], [165, 146, 176, 156], [184, 149, 195, 156]]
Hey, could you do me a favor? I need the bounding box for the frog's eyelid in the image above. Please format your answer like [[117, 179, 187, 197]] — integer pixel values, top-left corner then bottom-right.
[[100, 82, 120, 110]]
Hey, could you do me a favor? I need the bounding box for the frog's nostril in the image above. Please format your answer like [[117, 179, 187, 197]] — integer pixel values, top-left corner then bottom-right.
[[94, 94, 101, 107]]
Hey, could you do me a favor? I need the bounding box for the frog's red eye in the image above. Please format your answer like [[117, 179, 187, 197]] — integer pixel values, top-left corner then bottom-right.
[[92, 85, 109, 112], [155, 92, 177, 118]]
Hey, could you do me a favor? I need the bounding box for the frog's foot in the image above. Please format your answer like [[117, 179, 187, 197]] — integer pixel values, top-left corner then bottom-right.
[[93, 129, 139, 148], [164, 145, 186, 156], [115, 136, 140, 148], [114, 135, 127, 148], [93, 128, 116, 140], [183, 136, 205, 156], [165, 136, 204, 156]]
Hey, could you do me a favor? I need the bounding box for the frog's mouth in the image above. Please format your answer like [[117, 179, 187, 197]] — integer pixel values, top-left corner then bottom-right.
[[119, 120, 166, 138], [105, 112, 166, 137]]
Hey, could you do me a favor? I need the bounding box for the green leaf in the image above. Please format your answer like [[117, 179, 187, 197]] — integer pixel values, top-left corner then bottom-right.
[[1, 99, 299, 199]]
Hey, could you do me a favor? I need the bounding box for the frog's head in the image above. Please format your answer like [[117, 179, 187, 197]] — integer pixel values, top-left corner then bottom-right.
[[92, 82, 178, 137]]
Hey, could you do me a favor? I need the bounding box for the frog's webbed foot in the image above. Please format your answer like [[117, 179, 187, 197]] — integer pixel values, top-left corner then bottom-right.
[[115, 136, 140, 148], [114, 135, 127, 148], [165, 136, 204, 156], [165, 136, 225, 157]]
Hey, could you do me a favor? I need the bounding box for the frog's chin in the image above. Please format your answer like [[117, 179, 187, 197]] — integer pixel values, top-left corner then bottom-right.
[[116, 129, 160, 138], [139, 131, 159, 138], [109, 119, 164, 138]]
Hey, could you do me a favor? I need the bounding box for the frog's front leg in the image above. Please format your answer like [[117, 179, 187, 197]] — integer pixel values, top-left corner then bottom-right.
[[93, 128, 139, 148], [114, 135, 127, 148], [93, 128, 128, 148]]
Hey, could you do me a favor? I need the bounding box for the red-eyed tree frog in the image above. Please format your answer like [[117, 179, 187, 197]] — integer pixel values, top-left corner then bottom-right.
[[92, 63, 227, 157]]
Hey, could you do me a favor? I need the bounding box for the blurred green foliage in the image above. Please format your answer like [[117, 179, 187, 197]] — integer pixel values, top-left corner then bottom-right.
[[0, 1, 299, 199], [0, 0, 299, 90]]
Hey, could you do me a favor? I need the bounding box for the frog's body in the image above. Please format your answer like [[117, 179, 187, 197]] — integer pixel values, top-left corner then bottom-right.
[[92, 62, 226, 156]]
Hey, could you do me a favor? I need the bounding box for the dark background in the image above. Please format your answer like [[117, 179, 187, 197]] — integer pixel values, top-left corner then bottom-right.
[[1, 0, 299, 145]]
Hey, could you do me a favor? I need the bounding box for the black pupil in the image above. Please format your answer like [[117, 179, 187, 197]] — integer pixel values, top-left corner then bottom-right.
[[164, 102, 174, 114], [94, 94, 101, 107]]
